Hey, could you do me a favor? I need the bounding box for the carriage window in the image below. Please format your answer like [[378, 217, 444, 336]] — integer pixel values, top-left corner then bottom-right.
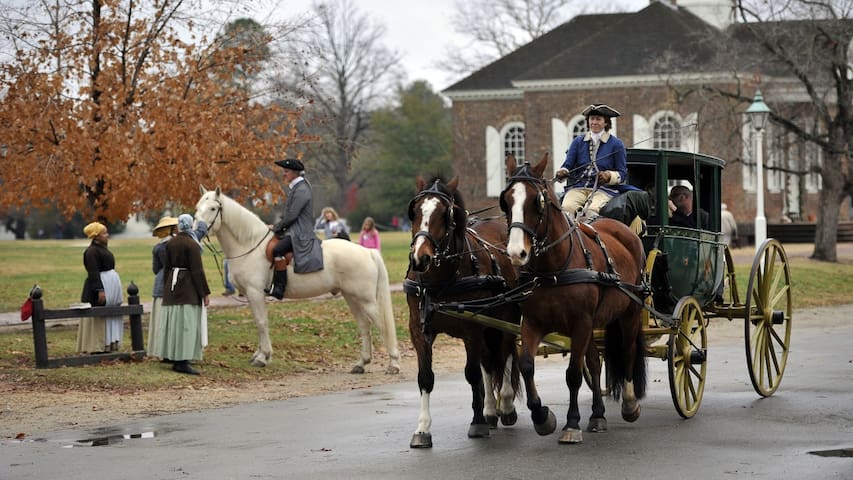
[[653, 114, 681, 149], [504, 125, 525, 166]]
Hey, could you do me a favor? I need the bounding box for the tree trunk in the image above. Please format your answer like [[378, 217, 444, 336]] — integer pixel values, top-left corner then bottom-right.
[[811, 152, 846, 262]]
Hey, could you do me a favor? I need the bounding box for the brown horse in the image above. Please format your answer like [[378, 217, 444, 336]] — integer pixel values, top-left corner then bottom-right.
[[405, 176, 521, 448], [500, 153, 647, 444]]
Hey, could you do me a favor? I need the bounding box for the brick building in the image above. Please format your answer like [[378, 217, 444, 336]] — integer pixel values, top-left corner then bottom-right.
[[442, 0, 842, 227]]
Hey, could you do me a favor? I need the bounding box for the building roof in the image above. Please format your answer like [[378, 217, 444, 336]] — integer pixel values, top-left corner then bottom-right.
[[444, 2, 726, 93]]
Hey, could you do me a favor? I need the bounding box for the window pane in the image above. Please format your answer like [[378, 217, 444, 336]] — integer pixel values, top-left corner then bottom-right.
[[653, 115, 681, 149], [504, 126, 525, 166], [572, 119, 587, 138]]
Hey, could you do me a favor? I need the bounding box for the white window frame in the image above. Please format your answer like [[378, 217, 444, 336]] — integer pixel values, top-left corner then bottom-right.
[[805, 140, 823, 193], [650, 111, 682, 150], [765, 124, 784, 193], [485, 121, 526, 197], [502, 122, 525, 166]]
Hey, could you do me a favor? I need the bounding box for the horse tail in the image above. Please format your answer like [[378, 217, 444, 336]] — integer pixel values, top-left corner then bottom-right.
[[370, 249, 399, 359], [604, 319, 648, 401]]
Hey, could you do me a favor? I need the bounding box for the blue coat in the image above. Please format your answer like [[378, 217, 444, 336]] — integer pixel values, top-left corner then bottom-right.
[[560, 131, 636, 195]]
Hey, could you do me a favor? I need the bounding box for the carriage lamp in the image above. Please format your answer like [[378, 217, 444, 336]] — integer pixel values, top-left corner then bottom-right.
[[746, 90, 771, 253]]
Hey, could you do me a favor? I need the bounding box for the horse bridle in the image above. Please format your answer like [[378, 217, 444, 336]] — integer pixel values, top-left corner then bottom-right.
[[500, 164, 573, 257], [408, 180, 458, 267], [201, 195, 271, 261]]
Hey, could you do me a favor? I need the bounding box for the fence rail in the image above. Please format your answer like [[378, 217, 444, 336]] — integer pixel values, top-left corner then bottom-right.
[[29, 282, 146, 368]]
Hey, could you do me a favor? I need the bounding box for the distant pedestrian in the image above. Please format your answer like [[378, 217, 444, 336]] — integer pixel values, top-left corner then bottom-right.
[[222, 259, 236, 296], [720, 203, 738, 247], [358, 217, 381, 250], [314, 206, 349, 240]]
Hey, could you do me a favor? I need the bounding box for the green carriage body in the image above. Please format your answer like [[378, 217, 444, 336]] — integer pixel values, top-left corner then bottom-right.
[[626, 149, 727, 309]]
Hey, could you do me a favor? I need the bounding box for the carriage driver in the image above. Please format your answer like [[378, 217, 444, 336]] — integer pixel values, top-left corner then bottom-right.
[[267, 158, 324, 299], [555, 104, 633, 216]]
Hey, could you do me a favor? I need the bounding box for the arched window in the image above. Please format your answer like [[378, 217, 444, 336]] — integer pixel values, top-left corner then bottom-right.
[[571, 118, 587, 138], [653, 113, 681, 149], [503, 124, 525, 166]]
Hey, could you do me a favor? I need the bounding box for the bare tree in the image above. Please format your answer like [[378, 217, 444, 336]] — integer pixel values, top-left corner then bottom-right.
[[438, 0, 633, 79], [734, 1, 851, 261], [278, 0, 403, 212], [651, 0, 852, 261]]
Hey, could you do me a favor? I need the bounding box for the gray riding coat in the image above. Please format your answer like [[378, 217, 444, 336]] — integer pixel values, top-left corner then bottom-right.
[[272, 177, 324, 273]]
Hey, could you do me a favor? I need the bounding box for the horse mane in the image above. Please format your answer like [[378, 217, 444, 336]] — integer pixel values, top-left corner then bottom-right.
[[208, 190, 269, 244]]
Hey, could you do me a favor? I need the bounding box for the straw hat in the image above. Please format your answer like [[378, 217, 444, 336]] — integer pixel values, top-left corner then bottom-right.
[[152, 216, 178, 238]]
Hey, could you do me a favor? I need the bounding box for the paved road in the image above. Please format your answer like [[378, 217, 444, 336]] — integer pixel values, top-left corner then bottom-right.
[[3, 305, 852, 480]]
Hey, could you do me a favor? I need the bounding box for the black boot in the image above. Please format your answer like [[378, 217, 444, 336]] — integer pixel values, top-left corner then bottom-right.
[[265, 270, 288, 300], [172, 360, 200, 375]]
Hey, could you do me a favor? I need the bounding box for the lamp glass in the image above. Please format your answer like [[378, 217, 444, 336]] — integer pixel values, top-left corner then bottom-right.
[[746, 90, 771, 131]]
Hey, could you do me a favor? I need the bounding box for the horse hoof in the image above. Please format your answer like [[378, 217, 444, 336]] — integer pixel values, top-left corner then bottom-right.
[[384, 365, 400, 375], [500, 409, 518, 426], [468, 423, 490, 438], [622, 403, 641, 423], [410, 432, 433, 449], [558, 428, 583, 444], [587, 417, 608, 432], [533, 409, 557, 436], [249, 358, 267, 367], [486, 415, 499, 429], [350, 365, 365, 374]]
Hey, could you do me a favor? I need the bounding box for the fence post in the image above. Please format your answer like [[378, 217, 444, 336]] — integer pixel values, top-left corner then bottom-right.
[[29, 286, 49, 369], [127, 281, 144, 352]]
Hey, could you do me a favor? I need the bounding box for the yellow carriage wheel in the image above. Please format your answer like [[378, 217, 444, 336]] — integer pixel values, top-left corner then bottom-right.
[[667, 296, 708, 418], [744, 239, 793, 397]]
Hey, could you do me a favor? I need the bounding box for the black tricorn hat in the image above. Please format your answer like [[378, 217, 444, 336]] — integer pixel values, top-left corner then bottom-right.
[[274, 158, 305, 171], [582, 104, 621, 118]]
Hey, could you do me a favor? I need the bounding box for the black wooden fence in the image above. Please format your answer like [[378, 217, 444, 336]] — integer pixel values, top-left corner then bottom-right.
[[29, 282, 146, 368]]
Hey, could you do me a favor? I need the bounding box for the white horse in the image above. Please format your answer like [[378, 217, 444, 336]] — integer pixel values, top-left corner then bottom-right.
[[194, 186, 400, 373]]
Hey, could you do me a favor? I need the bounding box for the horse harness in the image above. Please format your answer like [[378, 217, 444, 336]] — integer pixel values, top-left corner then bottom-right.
[[405, 182, 513, 333], [503, 163, 651, 305]]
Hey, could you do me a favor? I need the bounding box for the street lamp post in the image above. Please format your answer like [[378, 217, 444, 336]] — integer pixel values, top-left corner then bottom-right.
[[746, 90, 771, 253]]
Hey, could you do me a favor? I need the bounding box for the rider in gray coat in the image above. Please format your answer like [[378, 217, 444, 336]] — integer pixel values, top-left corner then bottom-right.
[[268, 158, 324, 299]]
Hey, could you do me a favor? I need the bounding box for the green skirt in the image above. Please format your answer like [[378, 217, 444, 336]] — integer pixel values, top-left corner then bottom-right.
[[152, 304, 203, 361]]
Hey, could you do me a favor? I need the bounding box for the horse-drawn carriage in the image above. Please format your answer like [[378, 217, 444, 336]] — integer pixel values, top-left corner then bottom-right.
[[405, 148, 792, 447]]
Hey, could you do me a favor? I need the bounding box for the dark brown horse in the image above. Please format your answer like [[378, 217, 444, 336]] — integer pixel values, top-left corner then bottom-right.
[[500, 153, 647, 444], [405, 176, 521, 449]]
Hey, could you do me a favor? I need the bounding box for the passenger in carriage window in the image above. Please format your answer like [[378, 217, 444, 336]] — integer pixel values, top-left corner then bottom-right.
[[555, 104, 637, 217], [668, 185, 709, 229]]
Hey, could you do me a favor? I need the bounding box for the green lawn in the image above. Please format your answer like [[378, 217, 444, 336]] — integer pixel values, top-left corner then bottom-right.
[[1, 233, 851, 391]]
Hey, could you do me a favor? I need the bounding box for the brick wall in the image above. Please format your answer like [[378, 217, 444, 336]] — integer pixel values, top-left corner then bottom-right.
[[449, 84, 834, 224]]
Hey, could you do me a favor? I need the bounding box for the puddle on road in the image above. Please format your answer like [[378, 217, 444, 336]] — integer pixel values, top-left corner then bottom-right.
[[808, 448, 853, 458], [66, 431, 156, 447]]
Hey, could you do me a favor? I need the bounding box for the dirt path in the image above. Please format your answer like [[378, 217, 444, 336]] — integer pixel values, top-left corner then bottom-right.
[[0, 341, 467, 439]]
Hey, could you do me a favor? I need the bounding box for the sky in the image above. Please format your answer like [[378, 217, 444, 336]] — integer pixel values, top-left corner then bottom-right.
[[254, 0, 650, 91]]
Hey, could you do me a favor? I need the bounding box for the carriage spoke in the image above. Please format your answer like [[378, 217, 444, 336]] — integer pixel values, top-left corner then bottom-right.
[[669, 297, 706, 418]]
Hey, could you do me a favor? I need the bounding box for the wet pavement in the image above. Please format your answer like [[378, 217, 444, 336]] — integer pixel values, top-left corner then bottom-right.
[[2, 304, 852, 479]]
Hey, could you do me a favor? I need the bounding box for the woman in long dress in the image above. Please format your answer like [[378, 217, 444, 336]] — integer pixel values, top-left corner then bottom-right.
[[77, 222, 123, 353], [149, 216, 179, 358], [154, 214, 210, 375]]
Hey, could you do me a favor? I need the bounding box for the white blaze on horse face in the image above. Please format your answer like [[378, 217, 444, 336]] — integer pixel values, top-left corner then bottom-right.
[[412, 197, 440, 261], [506, 183, 530, 265], [194, 195, 217, 233]]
